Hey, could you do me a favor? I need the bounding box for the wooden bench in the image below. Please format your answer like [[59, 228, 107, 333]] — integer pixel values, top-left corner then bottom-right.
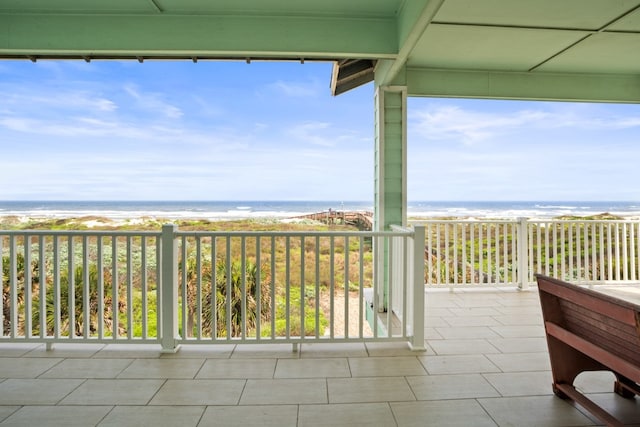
[[536, 274, 640, 426]]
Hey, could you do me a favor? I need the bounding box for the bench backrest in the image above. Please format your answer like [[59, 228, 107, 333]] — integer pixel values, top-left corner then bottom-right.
[[536, 275, 640, 368]]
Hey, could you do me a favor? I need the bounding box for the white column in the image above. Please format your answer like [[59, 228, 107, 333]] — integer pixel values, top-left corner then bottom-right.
[[161, 224, 180, 353], [374, 85, 408, 231]]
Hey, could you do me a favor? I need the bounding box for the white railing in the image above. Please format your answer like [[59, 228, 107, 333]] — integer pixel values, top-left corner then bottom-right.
[[413, 218, 640, 288], [1, 225, 426, 351], [0, 230, 161, 344]]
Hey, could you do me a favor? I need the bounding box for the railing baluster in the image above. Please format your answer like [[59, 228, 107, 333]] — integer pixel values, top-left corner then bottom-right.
[[386, 234, 393, 338], [38, 235, 46, 339], [225, 236, 232, 340], [452, 223, 458, 285], [241, 236, 246, 340], [358, 235, 364, 339], [126, 235, 133, 339], [255, 235, 261, 340], [53, 236, 61, 339], [181, 236, 188, 338], [270, 236, 276, 340], [300, 236, 305, 339], [196, 236, 202, 339], [111, 236, 118, 339], [24, 235, 32, 338], [315, 235, 321, 339], [622, 223, 628, 281], [97, 236, 104, 340], [9, 235, 18, 338], [211, 235, 217, 340], [344, 236, 349, 338], [285, 235, 290, 339], [444, 224, 450, 284], [329, 235, 335, 339], [141, 236, 147, 339], [68, 235, 75, 338], [82, 235, 89, 338]]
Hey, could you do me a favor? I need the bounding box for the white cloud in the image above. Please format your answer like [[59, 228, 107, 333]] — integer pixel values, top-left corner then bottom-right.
[[287, 121, 334, 146], [410, 103, 640, 144], [268, 80, 319, 97], [123, 84, 183, 119]]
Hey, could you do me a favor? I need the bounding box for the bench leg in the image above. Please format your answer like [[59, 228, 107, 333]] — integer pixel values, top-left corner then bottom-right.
[[547, 336, 607, 391], [614, 375, 639, 399]]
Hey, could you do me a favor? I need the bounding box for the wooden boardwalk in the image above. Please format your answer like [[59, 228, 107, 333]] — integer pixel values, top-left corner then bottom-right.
[[295, 210, 373, 230]]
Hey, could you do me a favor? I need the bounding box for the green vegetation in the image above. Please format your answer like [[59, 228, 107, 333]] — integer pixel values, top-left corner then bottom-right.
[[424, 217, 639, 284], [1, 218, 365, 339]]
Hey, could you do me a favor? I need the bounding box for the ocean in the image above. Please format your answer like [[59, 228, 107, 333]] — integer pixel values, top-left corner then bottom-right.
[[1, 200, 640, 220]]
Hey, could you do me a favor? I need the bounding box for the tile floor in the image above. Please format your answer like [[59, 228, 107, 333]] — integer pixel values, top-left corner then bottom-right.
[[0, 287, 639, 426]]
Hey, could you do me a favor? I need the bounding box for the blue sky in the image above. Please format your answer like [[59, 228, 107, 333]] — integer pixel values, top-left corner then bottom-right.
[[1, 60, 639, 202]]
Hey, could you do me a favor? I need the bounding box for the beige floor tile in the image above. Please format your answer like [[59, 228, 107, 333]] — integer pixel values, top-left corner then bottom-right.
[[196, 358, 276, 379], [423, 308, 455, 317], [40, 358, 134, 378], [348, 356, 426, 377], [493, 314, 543, 326], [482, 371, 554, 396], [0, 379, 84, 405], [427, 339, 500, 355], [2, 405, 112, 427], [93, 344, 162, 358], [60, 379, 165, 405], [160, 344, 235, 358], [0, 343, 41, 357], [420, 354, 500, 375], [0, 357, 63, 378], [407, 374, 500, 400], [98, 405, 204, 427], [199, 405, 298, 427], [574, 371, 616, 393], [117, 358, 204, 378], [435, 326, 501, 340], [298, 402, 396, 426], [494, 305, 543, 315], [149, 379, 245, 405], [391, 399, 498, 427], [275, 357, 350, 378], [364, 342, 417, 356], [489, 324, 546, 338], [424, 316, 450, 327], [0, 406, 20, 422], [424, 327, 443, 340], [443, 316, 502, 327], [24, 343, 105, 358], [584, 392, 640, 425], [487, 337, 548, 353], [478, 395, 594, 427], [449, 307, 502, 316], [231, 343, 300, 358], [485, 352, 551, 372], [240, 378, 327, 404], [328, 377, 415, 403], [300, 342, 368, 358]]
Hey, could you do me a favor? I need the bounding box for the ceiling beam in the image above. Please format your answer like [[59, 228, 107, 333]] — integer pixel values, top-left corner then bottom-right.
[[0, 13, 398, 59], [376, 0, 445, 86], [406, 68, 640, 103]]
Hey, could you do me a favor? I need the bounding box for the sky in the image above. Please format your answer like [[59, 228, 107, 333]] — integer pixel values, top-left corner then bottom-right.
[[1, 60, 640, 202]]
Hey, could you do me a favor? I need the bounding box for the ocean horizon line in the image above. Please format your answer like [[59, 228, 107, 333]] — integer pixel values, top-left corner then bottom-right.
[[1, 200, 640, 220]]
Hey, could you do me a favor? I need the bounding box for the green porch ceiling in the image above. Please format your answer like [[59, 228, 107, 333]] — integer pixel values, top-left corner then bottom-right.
[[2, 0, 640, 233]]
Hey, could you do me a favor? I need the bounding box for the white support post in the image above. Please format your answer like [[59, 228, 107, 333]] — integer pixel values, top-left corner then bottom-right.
[[517, 218, 530, 290], [410, 225, 426, 351], [161, 224, 180, 353]]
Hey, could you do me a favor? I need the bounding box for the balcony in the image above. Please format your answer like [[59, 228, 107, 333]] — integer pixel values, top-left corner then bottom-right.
[[1, 220, 640, 425], [1, 286, 639, 425]]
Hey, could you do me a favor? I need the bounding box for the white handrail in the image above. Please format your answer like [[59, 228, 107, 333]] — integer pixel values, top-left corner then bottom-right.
[[0, 226, 421, 351]]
